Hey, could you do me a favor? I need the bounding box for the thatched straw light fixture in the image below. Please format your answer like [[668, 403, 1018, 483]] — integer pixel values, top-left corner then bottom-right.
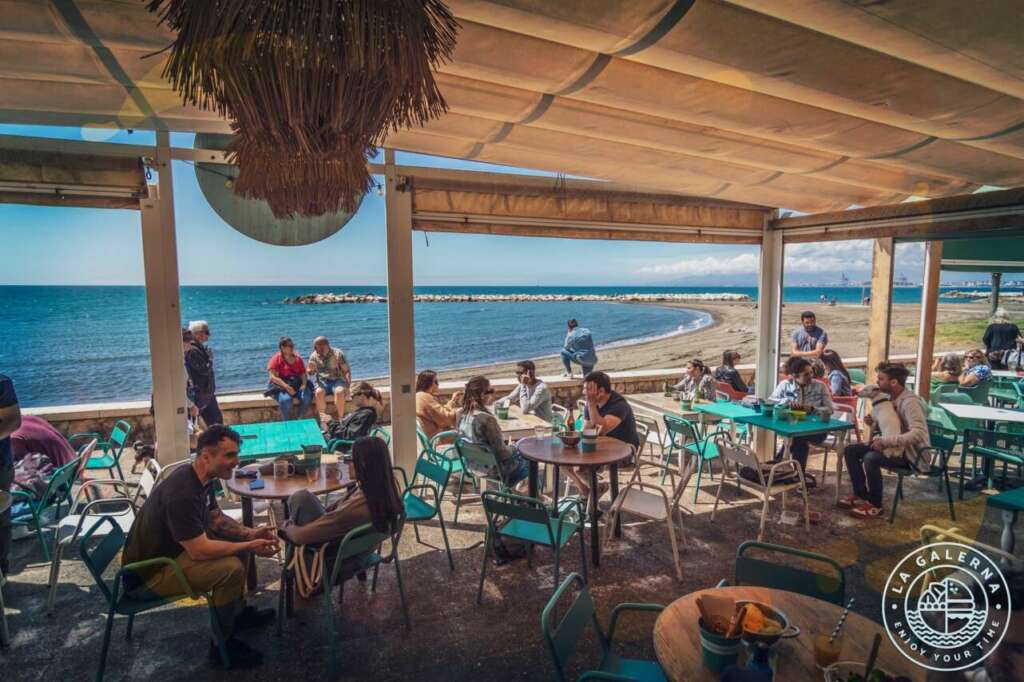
[[146, 0, 458, 218]]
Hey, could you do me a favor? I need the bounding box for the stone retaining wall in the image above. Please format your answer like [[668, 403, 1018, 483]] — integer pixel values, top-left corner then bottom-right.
[[24, 353, 922, 441]]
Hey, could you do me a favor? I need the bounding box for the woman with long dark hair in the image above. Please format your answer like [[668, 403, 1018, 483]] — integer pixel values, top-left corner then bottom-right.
[[713, 350, 749, 394], [457, 375, 529, 487], [281, 436, 403, 545], [820, 349, 852, 397], [672, 359, 717, 401]]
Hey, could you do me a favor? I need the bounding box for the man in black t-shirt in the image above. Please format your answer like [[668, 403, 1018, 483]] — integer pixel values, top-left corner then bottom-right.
[[123, 425, 278, 669], [983, 308, 1023, 368], [565, 371, 641, 500]]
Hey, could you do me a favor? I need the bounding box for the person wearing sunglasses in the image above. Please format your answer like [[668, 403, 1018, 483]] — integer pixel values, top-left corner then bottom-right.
[[457, 375, 529, 488], [122, 425, 278, 669]]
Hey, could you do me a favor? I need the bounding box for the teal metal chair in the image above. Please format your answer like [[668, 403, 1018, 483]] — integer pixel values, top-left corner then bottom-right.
[[882, 446, 955, 524], [10, 456, 81, 560], [990, 377, 1021, 407], [963, 428, 1024, 491], [478, 490, 586, 605], [417, 427, 465, 501], [453, 437, 508, 524], [719, 540, 846, 606], [70, 420, 131, 480], [662, 415, 728, 502], [326, 426, 391, 454], [395, 459, 455, 570], [542, 572, 666, 682], [847, 368, 866, 385], [322, 518, 409, 676], [79, 517, 230, 681]]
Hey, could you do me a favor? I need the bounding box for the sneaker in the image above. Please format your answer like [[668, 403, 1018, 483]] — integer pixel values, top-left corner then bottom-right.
[[562, 371, 573, 378], [849, 501, 883, 519], [209, 638, 264, 670], [233, 605, 276, 633]]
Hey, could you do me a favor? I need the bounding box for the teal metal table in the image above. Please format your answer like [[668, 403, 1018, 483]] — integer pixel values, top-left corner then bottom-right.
[[232, 419, 326, 461], [693, 401, 756, 440], [987, 487, 1024, 566], [734, 413, 854, 502]]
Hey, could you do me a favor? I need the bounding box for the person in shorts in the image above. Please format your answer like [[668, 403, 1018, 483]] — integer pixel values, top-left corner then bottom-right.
[[307, 336, 352, 419]]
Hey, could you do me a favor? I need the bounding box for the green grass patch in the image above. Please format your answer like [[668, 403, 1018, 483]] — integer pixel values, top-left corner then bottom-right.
[[893, 317, 1024, 347]]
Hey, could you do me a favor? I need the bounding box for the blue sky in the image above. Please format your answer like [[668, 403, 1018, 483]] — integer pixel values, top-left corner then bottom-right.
[[0, 123, 959, 287]]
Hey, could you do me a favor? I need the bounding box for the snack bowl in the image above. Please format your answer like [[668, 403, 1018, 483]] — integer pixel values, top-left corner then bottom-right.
[[736, 601, 800, 646], [556, 431, 581, 447], [789, 410, 807, 421], [823, 661, 898, 682]]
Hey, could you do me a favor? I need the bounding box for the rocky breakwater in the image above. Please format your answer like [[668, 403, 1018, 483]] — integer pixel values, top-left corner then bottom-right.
[[283, 292, 753, 304]]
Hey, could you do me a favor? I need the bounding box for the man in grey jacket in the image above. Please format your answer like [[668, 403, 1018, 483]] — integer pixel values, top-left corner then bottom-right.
[[500, 360, 553, 422], [840, 363, 929, 519]]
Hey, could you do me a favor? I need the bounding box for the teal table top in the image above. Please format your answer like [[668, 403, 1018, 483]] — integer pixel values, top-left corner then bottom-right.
[[987, 486, 1024, 512], [693, 402, 757, 420], [232, 419, 326, 460], [734, 413, 854, 438]]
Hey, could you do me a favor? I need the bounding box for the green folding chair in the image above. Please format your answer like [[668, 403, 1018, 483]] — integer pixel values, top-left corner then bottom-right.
[[395, 459, 455, 570], [542, 572, 666, 682], [452, 437, 508, 524], [79, 517, 231, 681], [478, 490, 586, 604], [847, 368, 866, 385], [417, 427, 464, 499], [989, 377, 1021, 408], [69, 419, 131, 480], [719, 540, 845, 606], [662, 415, 728, 502], [882, 446, 955, 524], [10, 456, 81, 560]]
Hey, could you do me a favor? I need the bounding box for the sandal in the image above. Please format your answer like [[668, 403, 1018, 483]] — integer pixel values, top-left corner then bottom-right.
[[849, 502, 882, 519], [837, 494, 863, 509]]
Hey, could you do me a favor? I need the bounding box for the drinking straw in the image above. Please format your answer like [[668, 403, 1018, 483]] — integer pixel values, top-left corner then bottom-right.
[[828, 597, 855, 643]]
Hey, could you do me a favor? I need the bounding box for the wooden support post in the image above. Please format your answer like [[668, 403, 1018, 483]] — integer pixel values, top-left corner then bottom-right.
[[140, 131, 188, 463], [915, 241, 943, 399], [991, 272, 1002, 316], [866, 238, 896, 381], [755, 218, 783, 459], [384, 149, 418, 473]]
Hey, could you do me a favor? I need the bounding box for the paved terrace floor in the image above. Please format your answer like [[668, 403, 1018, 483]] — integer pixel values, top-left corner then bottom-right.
[[1, 444, 1012, 681]]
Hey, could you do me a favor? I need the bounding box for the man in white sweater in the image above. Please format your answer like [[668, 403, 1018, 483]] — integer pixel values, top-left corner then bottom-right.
[[840, 363, 929, 519]]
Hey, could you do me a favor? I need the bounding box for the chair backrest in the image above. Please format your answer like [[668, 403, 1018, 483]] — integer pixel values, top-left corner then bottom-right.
[[663, 414, 698, 444], [718, 439, 760, 473], [847, 368, 866, 384], [110, 420, 133, 451], [541, 573, 605, 682], [413, 456, 451, 491], [416, 427, 431, 453], [734, 541, 845, 605], [963, 428, 1024, 457], [455, 437, 499, 472], [41, 457, 82, 508], [371, 426, 391, 445], [551, 403, 569, 427], [634, 422, 650, 451], [154, 458, 191, 486], [926, 420, 958, 453], [715, 381, 746, 401], [481, 490, 552, 530], [74, 439, 98, 479], [79, 516, 129, 605]]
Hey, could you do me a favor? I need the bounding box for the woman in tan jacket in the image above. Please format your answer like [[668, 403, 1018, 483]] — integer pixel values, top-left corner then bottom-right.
[[414, 370, 463, 438]]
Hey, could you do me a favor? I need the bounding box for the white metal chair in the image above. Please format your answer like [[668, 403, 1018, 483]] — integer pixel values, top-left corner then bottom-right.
[[711, 438, 810, 542], [604, 448, 693, 581], [633, 413, 666, 463], [814, 402, 856, 480], [45, 459, 164, 613]]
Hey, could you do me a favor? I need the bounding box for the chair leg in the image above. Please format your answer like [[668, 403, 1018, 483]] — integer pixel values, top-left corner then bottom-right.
[[958, 455, 967, 500], [392, 551, 411, 630], [821, 449, 829, 480], [371, 563, 380, 592], [552, 548, 561, 595], [666, 514, 682, 582], [125, 614, 135, 641], [114, 458, 126, 481], [693, 457, 705, 503], [578, 528, 588, 584], [413, 523, 421, 543], [888, 476, 903, 524], [757, 497, 769, 542], [800, 484, 811, 533], [477, 531, 491, 604], [276, 555, 289, 637], [0, 572, 9, 649], [96, 607, 116, 682], [944, 469, 956, 522], [454, 474, 466, 524], [437, 511, 455, 571], [324, 582, 339, 677], [47, 539, 65, 614], [33, 512, 50, 562], [710, 474, 727, 520]]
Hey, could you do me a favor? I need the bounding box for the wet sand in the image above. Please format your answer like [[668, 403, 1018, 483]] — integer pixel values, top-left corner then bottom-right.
[[434, 300, 1017, 382]]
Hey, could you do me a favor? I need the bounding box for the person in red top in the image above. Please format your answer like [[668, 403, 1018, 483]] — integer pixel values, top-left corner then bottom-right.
[[266, 337, 312, 420]]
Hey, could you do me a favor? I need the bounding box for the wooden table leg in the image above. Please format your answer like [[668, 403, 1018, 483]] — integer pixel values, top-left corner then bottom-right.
[[589, 467, 600, 567], [528, 459, 539, 500], [610, 463, 621, 538], [242, 496, 256, 590]]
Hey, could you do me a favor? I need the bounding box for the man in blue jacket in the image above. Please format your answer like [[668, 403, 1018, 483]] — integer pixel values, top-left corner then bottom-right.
[[561, 319, 598, 378]]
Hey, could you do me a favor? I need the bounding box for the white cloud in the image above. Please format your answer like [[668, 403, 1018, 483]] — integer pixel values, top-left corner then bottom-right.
[[640, 253, 759, 277]]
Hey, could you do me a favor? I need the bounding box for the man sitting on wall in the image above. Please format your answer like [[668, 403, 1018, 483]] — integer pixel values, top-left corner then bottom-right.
[[122, 425, 279, 669]]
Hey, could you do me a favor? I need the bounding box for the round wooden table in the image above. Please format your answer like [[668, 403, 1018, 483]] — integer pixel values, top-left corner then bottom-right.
[[653, 586, 924, 682], [516, 435, 633, 567], [225, 469, 349, 589]]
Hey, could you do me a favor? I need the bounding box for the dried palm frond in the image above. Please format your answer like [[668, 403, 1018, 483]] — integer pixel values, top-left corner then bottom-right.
[[146, 0, 458, 217]]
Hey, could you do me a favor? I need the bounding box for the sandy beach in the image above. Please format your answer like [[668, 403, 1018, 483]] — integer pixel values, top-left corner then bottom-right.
[[435, 299, 1020, 382]]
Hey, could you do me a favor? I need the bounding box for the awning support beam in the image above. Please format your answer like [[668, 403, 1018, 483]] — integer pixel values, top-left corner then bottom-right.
[[140, 131, 189, 463], [755, 218, 783, 458], [915, 241, 943, 400], [865, 238, 896, 387]]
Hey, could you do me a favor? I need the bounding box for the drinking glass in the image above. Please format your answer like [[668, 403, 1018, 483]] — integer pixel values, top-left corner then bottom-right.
[[534, 425, 547, 440], [306, 464, 320, 486], [813, 633, 843, 669], [273, 460, 289, 478]]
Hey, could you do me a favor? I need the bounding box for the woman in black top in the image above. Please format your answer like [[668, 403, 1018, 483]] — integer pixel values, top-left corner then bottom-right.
[[713, 350, 749, 394]]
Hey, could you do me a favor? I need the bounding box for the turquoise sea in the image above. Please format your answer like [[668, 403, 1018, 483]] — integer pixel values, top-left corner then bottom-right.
[[0, 284, 1004, 407]]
